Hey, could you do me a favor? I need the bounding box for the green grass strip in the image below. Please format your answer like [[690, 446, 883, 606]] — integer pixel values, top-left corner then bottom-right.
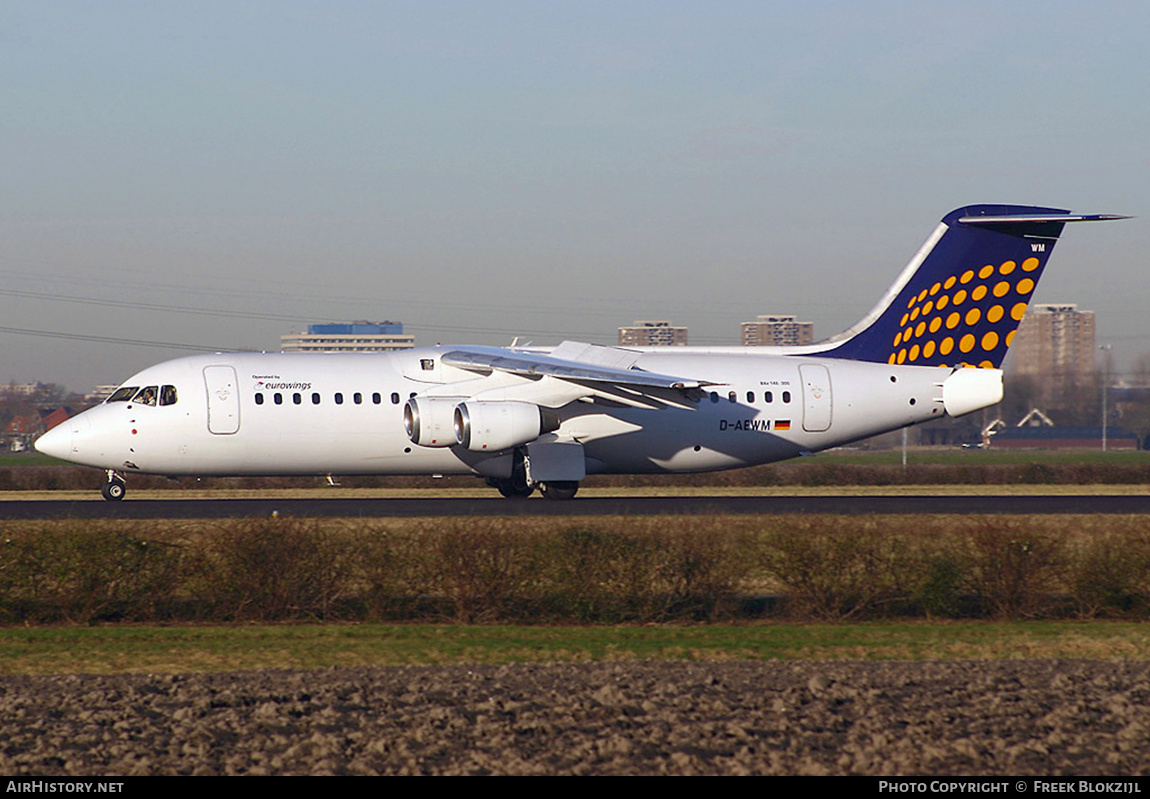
[[4, 621, 1150, 675]]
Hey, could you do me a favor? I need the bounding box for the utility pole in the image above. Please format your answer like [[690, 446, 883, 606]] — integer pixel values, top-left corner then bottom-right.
[[1100, 344, 1112, 452]]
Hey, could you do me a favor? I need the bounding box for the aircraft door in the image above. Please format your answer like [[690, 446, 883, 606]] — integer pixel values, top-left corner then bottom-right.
[[800, 364, 832, 433], [204, 365, 240, 435]]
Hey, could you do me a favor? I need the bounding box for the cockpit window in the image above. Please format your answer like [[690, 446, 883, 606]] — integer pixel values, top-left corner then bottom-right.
[[132, 386, 159, 406], [159, 385, 177, 406], [107, 386, 139, 403]]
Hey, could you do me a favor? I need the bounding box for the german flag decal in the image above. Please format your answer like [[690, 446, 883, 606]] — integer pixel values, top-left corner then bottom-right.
[[774, 420, 791, 431]]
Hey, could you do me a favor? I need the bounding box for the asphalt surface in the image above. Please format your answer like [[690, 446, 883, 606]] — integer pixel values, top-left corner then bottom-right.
[[3, 494, 1150, 519]]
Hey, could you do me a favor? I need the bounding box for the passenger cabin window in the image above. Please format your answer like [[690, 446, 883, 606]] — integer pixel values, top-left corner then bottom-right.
[[747, 391, 755, 403], [312, 393, 321, 405], [709, 392, 719, 403], [765, 391, 773, 403], [728, 391, 737, 403], [293, 393, 302, 405], [782, 391, 791, 403], [274, 393, 283, 405], [335, 393, 344, 405], [391, 393, 400, 404], [373, 393, 382, 405], [354, 392, 362, 405], [255, 393, 264, 405]]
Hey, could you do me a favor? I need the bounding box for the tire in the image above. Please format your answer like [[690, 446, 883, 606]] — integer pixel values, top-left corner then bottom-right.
[[541, 481, 578, 500], [496, 480, 534, 499], [102, 480, 126, 502]]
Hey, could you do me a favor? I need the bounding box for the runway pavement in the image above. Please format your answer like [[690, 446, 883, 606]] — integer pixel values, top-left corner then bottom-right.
[[3, 494, 1150, 519]]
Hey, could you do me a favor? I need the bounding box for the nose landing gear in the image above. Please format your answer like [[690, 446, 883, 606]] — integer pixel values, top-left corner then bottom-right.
[[101, 470, 126, 501]]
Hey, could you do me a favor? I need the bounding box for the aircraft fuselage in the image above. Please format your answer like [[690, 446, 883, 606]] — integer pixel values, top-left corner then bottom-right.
[[41, 347, 960, 480]]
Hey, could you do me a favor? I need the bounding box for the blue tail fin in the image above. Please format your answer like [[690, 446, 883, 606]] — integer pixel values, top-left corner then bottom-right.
[[818, 205, 1121, 368]]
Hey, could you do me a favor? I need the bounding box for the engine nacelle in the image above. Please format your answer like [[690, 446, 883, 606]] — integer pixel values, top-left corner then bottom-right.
[[453, 401, 561, 452], [404, 397, 462, 447]]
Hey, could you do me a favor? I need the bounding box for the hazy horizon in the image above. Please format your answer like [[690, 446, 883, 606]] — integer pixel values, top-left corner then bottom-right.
[[3, 1, 1146, 392]]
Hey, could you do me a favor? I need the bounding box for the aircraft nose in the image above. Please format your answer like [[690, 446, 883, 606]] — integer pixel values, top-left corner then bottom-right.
[[34, 414, 86, 460], [34, 424, 70, 459]]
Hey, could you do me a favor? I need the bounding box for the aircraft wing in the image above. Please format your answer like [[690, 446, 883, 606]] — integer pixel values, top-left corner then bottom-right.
[[439, 342, 712, 410], [440, 342, 707, 390]]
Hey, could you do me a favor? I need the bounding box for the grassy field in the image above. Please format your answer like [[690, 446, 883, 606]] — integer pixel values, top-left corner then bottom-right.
[[0, 452, 62, 466], [794, 448, 1150, 466], [3, 621, 1150, 675]]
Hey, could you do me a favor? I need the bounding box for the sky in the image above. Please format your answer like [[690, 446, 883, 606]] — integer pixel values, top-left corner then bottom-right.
[[2, 0, 1148, 392]]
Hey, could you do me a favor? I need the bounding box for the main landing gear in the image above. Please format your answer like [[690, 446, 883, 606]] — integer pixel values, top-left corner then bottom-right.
[[486, 477, 579, 500], [485, 449, 581, 500], [101, 470, 126, 502]]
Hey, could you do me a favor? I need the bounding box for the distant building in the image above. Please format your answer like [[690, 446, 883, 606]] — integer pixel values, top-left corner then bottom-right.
[[1008, 304, 1096, 405], [281, 321, 415, 353], [3, 382, 49, 397], [4, 407, 72, 452], [86, 385, 119, 403], [617, 320, 688, 347], [741, 314, 814, 347]]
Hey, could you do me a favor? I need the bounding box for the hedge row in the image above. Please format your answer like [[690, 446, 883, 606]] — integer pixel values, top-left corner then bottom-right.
[[4, 515, 1150, 624]]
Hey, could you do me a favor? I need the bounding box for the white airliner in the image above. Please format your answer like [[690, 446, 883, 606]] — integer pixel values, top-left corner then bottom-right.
[[35, 204, 1124, 501]]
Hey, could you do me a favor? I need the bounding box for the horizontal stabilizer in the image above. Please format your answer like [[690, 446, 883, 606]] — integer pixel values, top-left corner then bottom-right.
[[958, 213, 1130, 224]]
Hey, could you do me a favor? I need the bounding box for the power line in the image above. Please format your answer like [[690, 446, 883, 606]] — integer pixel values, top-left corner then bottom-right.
[[0, 288, 312, 324], [0, 326, 247, 352]]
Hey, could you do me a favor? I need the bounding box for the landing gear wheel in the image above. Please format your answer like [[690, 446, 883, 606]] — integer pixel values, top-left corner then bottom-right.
[[101, 478, 126, 502], [488, 447, 536, 498], [495, 479, 534, 499], [541, 481, 579, 501]]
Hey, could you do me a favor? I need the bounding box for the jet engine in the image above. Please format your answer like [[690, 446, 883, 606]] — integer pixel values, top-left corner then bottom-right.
[[403, 397, 462, 447], [453, 401, 561, 452]]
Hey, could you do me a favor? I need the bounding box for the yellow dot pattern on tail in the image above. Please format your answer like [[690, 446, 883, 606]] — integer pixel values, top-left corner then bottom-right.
[[888, 257, 1038, 368]]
